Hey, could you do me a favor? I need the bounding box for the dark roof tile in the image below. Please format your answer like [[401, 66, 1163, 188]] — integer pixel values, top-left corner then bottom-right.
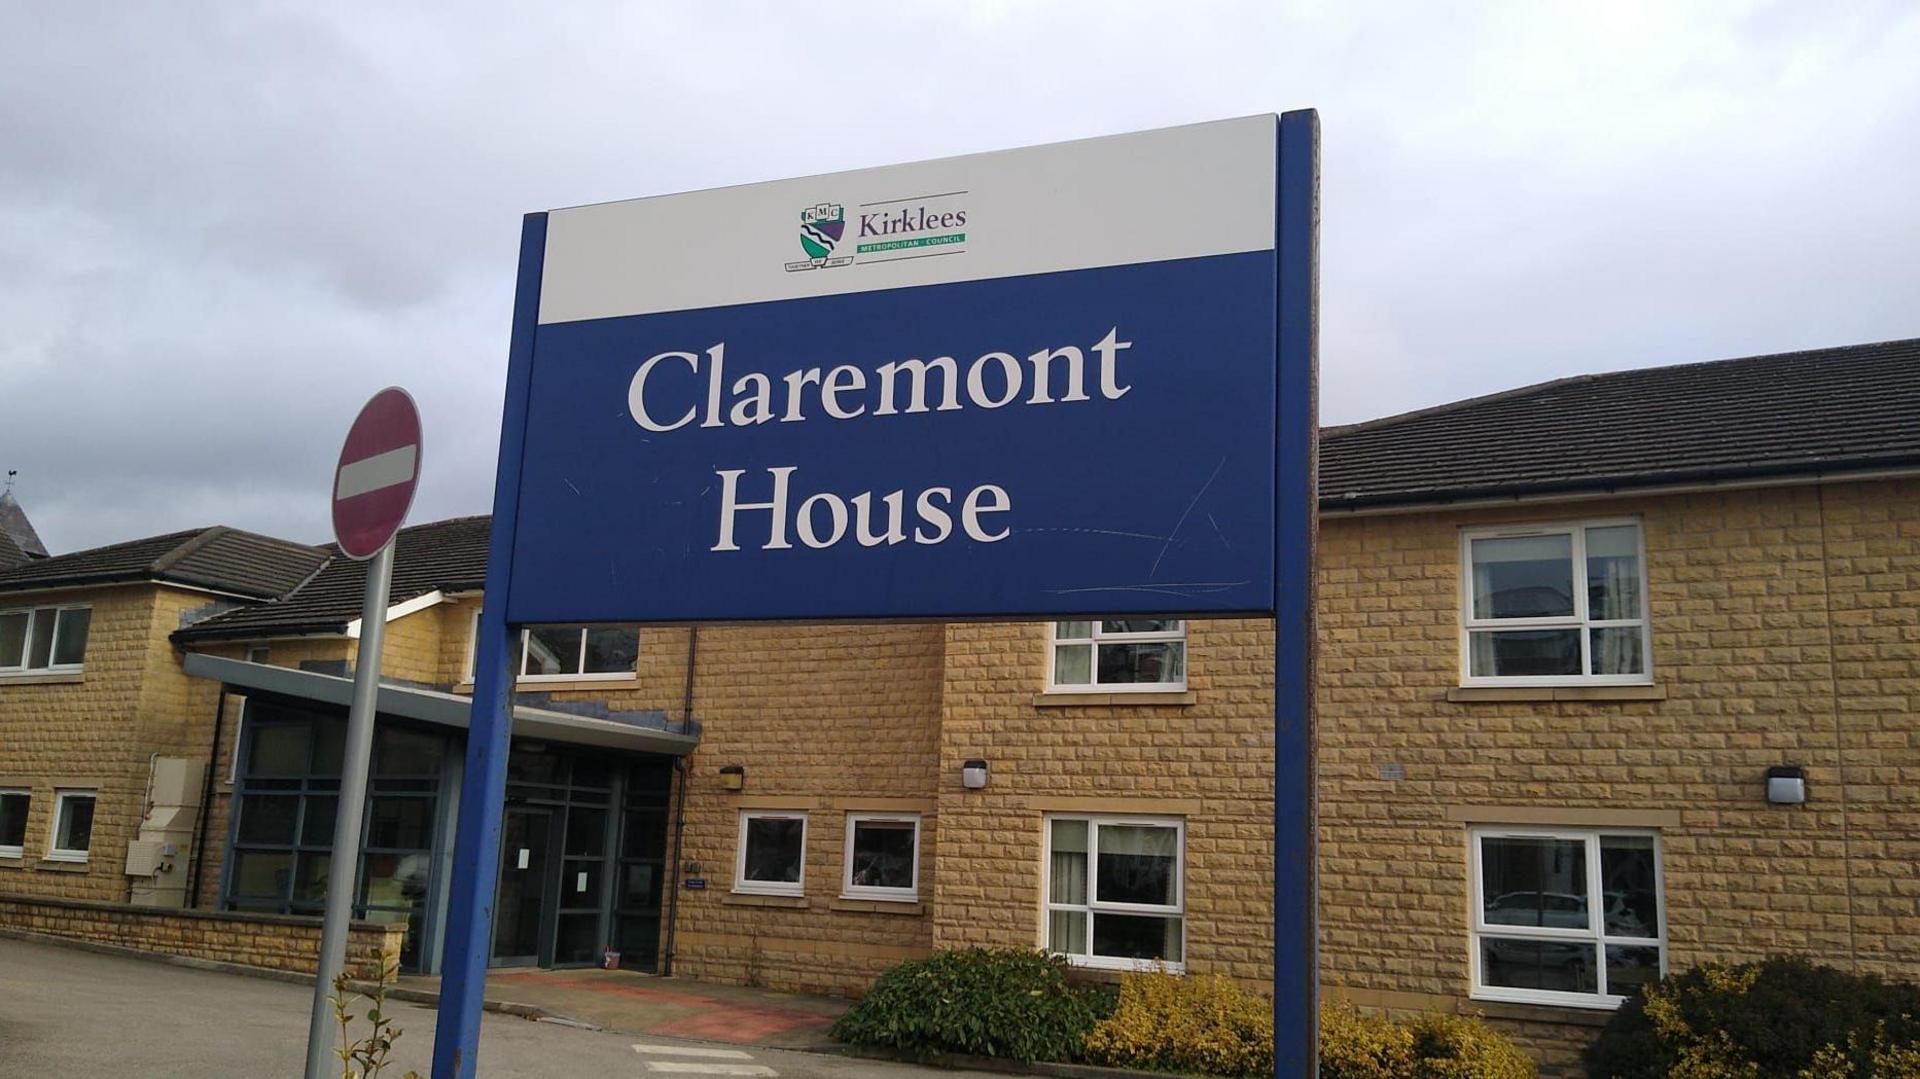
[[1320, 338, 1920, 508], [175, 515, 491, 640], [0, 526, 329, 599]]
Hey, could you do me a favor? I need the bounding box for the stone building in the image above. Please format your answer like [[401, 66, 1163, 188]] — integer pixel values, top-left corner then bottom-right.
[[2, 338, 1917, 1072]]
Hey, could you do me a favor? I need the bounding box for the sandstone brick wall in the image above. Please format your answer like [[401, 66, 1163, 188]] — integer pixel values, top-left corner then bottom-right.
[[0, 586, 162, 903], [0, 893, 404, 979], [1315, 477, 1920, 1072], [933, 619, 1276, 989]]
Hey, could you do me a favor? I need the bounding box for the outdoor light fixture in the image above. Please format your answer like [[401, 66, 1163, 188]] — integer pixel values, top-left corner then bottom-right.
[[1766, 765, 1806, 805], [962, 759, 990, 790], [720, 764, 745, 792]]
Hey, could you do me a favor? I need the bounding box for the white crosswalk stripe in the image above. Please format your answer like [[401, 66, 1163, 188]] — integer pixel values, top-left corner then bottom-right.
[[631, 1043, 755, 1060], [631, 1042, 776, 1076]]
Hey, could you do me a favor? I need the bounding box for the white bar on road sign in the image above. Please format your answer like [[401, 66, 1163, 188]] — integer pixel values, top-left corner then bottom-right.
[[335, 445, 419, 499]]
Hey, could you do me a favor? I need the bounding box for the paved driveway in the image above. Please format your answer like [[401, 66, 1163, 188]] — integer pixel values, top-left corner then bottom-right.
[[0, 938, 990, 1079]]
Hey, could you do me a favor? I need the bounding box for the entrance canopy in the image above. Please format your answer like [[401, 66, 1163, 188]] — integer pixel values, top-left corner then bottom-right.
[[183, 652, 698, 756]]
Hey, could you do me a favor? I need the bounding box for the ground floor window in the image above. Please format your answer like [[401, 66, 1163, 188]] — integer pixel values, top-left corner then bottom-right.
[[224, 704, 445, 971], [842, 813, 920, 901], [0, 789, 30, 857], [48, 790, 95, 861], [1045, 814, 1184, 971], [1470, 827, 1665, 1008], [735, 811, 806, 897]]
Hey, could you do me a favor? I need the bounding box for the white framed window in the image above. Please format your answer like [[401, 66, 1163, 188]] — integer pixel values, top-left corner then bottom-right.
[[734, 810, 807, 897], [466, 613, 641, 683], [1460, 520, 1651, 686], [1470, 827, 1666, 1009], [1044, 814, 1185, 971], [1048, 620, 1186, 692], [47, 789, 97, 862], [842, 813, 920, 901], [0, 789, 29, 858], [0, 604, 92, 675]]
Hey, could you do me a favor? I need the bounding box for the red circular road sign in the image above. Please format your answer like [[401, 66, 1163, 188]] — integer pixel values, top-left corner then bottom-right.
[[331, 387, 423, 560]]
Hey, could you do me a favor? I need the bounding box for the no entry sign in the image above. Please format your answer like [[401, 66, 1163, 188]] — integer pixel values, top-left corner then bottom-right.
[[332, 387, 422, 559]]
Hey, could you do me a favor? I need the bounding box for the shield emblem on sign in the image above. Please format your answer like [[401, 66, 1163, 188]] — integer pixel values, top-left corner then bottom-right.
[[800, 214, 845, 260]]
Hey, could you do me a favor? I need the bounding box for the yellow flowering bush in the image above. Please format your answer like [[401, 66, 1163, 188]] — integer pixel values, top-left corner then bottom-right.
[[1083, 975, 1534, 1079], [1083, 972, 1274, 1079]]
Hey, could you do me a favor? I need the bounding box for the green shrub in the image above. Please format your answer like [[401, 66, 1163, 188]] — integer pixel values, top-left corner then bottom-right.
[[1319, 1001, 1535, 1079], [1584, 957, 1920, 1079], [829, 947, 1110, 1063], [1084, 972, 1275, 1078]]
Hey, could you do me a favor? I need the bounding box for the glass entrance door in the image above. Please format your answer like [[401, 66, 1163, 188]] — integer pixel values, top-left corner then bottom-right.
[[492, 807, 552, 966]]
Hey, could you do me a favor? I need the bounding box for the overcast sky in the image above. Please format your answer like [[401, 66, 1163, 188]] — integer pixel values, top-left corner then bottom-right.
[[3, 1, 1916, 554]]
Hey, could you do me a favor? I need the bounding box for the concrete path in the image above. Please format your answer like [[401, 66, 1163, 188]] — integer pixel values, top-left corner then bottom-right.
[[0, 937, 988, 1079]]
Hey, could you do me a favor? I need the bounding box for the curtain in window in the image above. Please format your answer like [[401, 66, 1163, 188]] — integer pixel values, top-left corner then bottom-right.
[[1589, 526, 1641, 674], [1049, 821, 1089, 952]]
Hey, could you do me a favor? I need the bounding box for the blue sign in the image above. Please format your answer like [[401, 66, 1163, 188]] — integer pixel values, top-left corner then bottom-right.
[[504, 115, 1289, 624], [433, 112, 1320, 1079]]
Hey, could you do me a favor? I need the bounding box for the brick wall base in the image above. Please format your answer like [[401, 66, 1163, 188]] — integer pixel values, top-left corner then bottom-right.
[[0, 894, 405, 980]]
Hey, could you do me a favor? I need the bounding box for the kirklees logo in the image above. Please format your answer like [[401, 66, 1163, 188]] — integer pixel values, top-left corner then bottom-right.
[[784, 193, 969, 271], [786, 204, 851, 272]]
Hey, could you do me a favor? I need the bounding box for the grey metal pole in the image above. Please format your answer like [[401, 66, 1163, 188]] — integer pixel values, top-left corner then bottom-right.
[[305, 540, 395, 1079]]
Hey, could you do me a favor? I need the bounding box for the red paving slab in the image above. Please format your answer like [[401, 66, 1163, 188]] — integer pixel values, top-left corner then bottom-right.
[[479, 970, 846, 1049]]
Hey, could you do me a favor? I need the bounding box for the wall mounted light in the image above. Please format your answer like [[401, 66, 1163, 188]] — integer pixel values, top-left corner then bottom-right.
[[962, 759, 990, 790], [719, 764, 745, 792], [1766, 765, 1806, 806]]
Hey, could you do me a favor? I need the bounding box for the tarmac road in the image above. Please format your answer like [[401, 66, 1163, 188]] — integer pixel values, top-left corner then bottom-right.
[[0, 937, 995, 1079]]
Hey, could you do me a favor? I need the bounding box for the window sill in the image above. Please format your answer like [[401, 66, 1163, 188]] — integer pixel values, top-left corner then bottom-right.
[[830, 897, 924, 915], [1032, 690, 1197, 707], [37, 857, 90, 871], [723, 892, 809, 909], [0, 671, 86, 686], [1448, 685, 1666, 703], [1468, 996, 1617, 1025]]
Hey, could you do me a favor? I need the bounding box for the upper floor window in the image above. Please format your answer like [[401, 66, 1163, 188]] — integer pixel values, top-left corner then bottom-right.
[[1461, 522, 1650, 686], [0, 604, 92, 675], [1049, 620, 1186, 692], [466, 615, 641, 683], [1470, 827, 1665, 1008]]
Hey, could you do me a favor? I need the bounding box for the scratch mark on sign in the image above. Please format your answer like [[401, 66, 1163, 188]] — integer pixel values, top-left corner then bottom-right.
[[564, 478, 582, 495], [1017, 527, 1172, 542], [1046, 581, 1249, 598], [1206, 512, 1230, 549], [1148, 457, 1227, 580]]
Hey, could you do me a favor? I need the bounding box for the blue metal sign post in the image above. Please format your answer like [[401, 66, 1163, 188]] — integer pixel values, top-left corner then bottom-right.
[[432, 112, 1317, 1078]]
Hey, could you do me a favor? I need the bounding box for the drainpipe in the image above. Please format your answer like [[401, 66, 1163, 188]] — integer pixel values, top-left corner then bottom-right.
[[661, 626, 698, 976], [185, 683, 229, 909]]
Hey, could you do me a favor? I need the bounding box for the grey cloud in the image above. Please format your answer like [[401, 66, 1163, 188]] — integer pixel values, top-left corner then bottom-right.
[[3, 0, 1916, 552]]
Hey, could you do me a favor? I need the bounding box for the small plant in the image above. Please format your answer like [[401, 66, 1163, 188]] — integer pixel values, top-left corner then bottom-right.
[[330, 965, 424, 1079], [829, 947, 1112, 1063], [1318, 1000, 1534, 1079]]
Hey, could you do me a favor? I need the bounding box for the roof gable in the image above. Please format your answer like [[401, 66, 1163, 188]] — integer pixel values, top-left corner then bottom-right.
[[0, 490, 48, 559]]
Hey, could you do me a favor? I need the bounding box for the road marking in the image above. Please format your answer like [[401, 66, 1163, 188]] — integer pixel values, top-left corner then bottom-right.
[[631, 1044, 754, 1060], [640, 1063, 776, 1076]]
